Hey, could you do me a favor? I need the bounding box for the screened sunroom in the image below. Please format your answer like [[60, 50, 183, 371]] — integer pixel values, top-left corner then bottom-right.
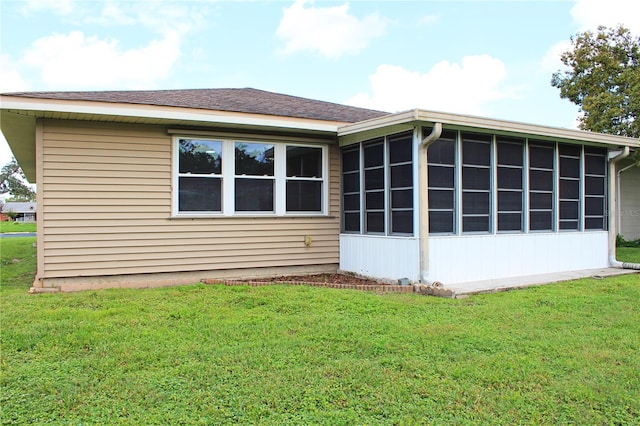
[[337, 110, 634, 290]]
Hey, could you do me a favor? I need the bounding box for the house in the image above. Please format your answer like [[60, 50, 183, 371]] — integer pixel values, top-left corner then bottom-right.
[[616, 157, 640, 241], [1, 88, 638, 293], [1, 201, 37, 222]]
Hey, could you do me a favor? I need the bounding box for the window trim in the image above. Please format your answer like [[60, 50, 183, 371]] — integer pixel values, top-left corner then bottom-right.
[[172, 136, 329, 217]]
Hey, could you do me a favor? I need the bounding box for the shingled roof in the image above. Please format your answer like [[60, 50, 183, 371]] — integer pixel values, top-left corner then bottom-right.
[[3, 88, 389, 123]]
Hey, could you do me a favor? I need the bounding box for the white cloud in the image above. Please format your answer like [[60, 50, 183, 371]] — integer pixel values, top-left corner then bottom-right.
[[21, 30, 181, 90], [0, 55, 30, 93], [571, 0, 640, 33], [276, 0, 387, 58], [541, 40, 572, 73], [345, 56, 514, 115], [21, 0, 76, 15], [418, 14, 439, 26]]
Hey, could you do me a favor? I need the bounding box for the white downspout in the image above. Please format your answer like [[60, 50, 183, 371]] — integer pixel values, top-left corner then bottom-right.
[[608, 146, 640, 270], [419, 122, 443, 283]]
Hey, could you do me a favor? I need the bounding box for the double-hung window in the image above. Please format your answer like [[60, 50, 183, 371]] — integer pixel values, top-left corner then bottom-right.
[[286, 146, 323, 212], [178, 139, 223, 213], [175, 137, 326, 216], [235, 142, 275, 212]]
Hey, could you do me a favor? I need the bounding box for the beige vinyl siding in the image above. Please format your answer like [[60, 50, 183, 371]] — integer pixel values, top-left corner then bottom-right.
[[40, 119, 340, 280], [619, 161, 640, 240]]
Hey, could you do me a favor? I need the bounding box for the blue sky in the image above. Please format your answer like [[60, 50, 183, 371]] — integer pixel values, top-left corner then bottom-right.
[[1, 0, 638, 173]]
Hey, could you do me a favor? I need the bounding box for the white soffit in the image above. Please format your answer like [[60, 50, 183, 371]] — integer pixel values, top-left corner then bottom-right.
[[338, 109, 640, 148]]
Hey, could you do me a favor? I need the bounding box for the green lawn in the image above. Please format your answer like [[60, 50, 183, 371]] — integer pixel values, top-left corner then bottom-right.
[[1, 238, 639, 425], [618, 246, 640, 263], [0, 221, 36, 233]]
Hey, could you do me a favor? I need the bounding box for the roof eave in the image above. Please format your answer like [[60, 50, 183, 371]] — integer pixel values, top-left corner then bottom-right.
[[0, 96, 344, 133], [338, 109, 640, 148]]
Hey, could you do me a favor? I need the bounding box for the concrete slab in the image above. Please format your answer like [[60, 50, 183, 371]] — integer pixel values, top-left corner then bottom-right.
[[445, 268, 639, 297]]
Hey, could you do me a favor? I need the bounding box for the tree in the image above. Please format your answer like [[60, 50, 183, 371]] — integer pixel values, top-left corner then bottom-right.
[[0, 158, 36, 202], [551, 25, 640, 163]]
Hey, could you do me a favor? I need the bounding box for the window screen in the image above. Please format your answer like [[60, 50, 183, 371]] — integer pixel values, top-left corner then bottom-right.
[[462, 132, 491, 233], [584, 146, 607, 230], [363, 140, 385, 233], [497, 137, 524, 232], [428, 130, 457, 233], [558, 144, 581, 230], [341, 147, 361, 232], [388, 132, 413, 234], [529, 141, 554, 231]]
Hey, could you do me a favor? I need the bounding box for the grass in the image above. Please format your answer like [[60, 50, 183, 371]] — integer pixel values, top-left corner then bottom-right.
[[618, 247, 640, 263], [1, 238, 639, 425], [0, 222, 36, 233]]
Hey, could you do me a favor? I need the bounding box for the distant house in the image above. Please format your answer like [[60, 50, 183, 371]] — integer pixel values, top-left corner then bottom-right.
[[1, 201, 37, 222], [616, 158, 640, 241], [0, 88, 638, 293]]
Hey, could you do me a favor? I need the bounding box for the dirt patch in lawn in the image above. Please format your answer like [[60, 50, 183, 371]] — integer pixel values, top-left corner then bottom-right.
[[254, 273, 388, 285], [203, 273, 414, 293]]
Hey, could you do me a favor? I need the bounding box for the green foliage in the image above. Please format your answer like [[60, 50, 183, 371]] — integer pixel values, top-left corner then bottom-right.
[[551, 25, 640, 144], [2, 239, 640, 424], [617, 234, 640, 248], [0, 157, 36, 201]]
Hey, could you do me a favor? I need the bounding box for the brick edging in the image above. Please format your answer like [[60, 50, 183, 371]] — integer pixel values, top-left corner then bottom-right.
[[202, 278, 415, 293]]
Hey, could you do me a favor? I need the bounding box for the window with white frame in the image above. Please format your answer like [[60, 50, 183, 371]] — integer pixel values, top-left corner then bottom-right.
[[178, 139, 223, 213], [286, 146, 323, 212], [340, 131, 414, 236], [175, 137, 327, 216]]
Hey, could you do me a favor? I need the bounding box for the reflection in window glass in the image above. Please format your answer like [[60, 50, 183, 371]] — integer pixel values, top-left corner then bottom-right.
[[179, 139, 222, 174], [235, 143, 274, 176]]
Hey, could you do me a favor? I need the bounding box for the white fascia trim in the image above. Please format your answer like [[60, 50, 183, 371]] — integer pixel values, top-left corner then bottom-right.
[[0, 98, 340, 134], [338, 109, 640, 147]]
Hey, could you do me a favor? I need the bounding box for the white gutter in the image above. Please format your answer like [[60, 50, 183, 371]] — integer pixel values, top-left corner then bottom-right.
[[418, 122, 443, 284], [608, 147, 640, 270]]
